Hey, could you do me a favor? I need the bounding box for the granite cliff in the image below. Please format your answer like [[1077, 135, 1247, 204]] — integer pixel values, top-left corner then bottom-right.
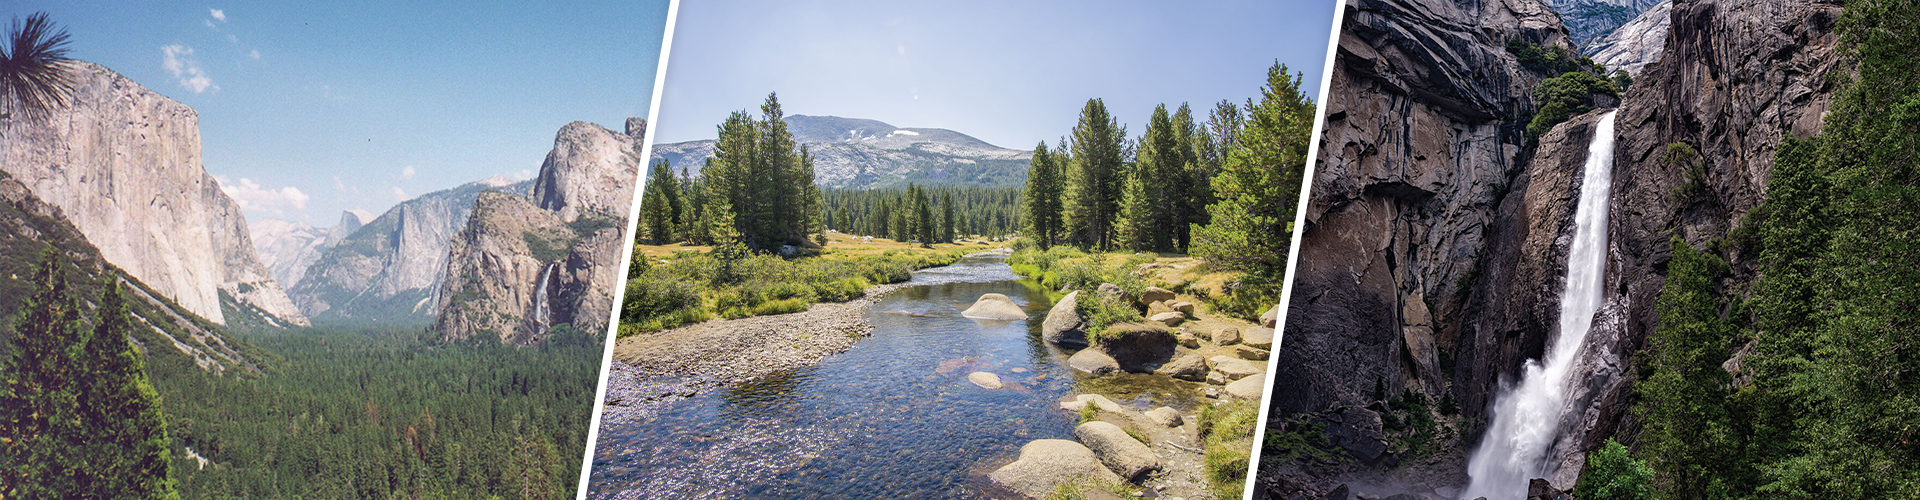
[[0, 62, 306, 328], [432, 120, 639, 343], [287, 177, 528, 324], [1258, 0, 1844, 497]]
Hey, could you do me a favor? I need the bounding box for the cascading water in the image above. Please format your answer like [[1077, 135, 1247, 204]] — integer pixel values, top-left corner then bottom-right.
[[526, 261, 560, 337], [1463, 110, 1617, 500]]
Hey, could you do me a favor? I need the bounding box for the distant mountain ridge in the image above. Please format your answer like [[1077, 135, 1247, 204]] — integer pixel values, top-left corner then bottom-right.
[[286, 176, 531, 325], [651, 115, 1031, 189], [1545, 0, 1665, 48]]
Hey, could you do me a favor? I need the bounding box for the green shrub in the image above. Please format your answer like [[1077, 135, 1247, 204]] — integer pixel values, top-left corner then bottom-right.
[[751, 298, 809, 316], [1576, 438, 1654, 500]]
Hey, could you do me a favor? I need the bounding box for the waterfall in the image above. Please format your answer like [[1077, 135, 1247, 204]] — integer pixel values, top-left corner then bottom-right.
[[1463, 110, 1617, 500], [526, 261, 560, 338]]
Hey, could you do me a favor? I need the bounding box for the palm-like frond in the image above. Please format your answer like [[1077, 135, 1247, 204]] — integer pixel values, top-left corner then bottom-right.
[[0, 12, 75, 123]]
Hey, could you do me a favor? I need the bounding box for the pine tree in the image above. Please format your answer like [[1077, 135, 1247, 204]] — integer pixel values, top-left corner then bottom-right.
[[639, 159, 679, 244], [1022, 141, 1065, 248], [1191, 62, 1313, 281], [940, 192, 955, 243], [1170, 103, 1203, 251], [1065, 98, 1130, 250], [0, 251, 86, 498], [1121, 104, 1179, 252], [76, 278, 181, 499]]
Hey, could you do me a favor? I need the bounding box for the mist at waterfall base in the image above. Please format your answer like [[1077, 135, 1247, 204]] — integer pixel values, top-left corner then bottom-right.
[[1463, 111, 1617, 500]]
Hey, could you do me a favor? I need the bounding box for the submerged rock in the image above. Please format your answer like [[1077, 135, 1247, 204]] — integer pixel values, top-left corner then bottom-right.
[[968, 371, 1004, 389], [988, 439, 1124, 498], [962, 293, 1029, 320], [1042, 291, 1089, 347], [1074, 421, 1162, 480]]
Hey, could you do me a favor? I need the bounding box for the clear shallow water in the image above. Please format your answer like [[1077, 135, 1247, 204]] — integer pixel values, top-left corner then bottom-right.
[[590, 254, 1203, 499]]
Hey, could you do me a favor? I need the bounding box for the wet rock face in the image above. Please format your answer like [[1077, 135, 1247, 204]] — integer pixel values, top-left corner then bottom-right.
[[0, 62, 307, 327], [1277, 0, 1566, 418], [1588, 0, 1841, 469]]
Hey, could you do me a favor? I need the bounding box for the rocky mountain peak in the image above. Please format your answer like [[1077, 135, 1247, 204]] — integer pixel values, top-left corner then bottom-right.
[[532, 120, 643, 222], [0, 61, 306, 327], [1584, 0, 1671, 74]]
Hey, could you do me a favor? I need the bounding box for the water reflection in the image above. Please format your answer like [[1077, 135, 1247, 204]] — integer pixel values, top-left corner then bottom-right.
[[591, 254, 1198, 499]]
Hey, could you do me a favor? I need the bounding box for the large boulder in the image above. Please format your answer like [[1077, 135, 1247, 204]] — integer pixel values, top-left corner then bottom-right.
[[1148, 311, 1186, 327], [988, 439, 1124, 498], [1068, 349, 1121, 375], [1041, 291, 1088, 347], [1225, 373, 1267, 401], [1243, 326, 1275, 349], [1232, 345, 1270, 361], [1155, 354, 1209, 382], [962, 293, 1029, 320], [1138, 287, 1176, 306], [1215, 327, 1243, 346], [1091, 323, 1177, 373], [1209, 356, 1264, 381], [1096, 283, 1132, 304], [1146, 300, 1176, 317], [1074, 421, 1162, 480], [1259, 304, 1278, 328], [1144, 407, 1184, 427]]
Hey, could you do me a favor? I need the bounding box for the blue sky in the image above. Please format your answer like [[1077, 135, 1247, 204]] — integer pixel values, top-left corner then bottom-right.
[[9, 1, 669, 225], [653, 0, 1338, 148]]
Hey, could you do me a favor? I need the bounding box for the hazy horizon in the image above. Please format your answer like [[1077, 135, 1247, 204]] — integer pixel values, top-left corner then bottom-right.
[[11, 1, 670, 228]]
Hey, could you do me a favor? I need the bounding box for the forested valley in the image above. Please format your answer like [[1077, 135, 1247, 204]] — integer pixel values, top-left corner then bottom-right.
[[1, 253, 603, 500]]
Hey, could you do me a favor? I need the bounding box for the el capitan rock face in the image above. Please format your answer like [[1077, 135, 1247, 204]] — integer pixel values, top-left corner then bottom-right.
[[0, 169, 263, 374], [433, 120, 641, 343], [0, 61, 306, 328]]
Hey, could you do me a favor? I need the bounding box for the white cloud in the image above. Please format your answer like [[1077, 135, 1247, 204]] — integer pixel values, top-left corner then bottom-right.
[[389, 186, 408, 200], [217, 176, 308, 216], [204, 19, 216, 29], [161, 45, 217, 93], [210, 9, 226, 21], [249, 49, 260, 60], [400, 165, 416, 180], [516, 169, 534, 180], [897, 44, 906, 56]]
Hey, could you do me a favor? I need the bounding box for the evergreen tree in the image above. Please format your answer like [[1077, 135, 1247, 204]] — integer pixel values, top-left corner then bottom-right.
[[0, 251, 86, 498], [1065, 98, 1130, 250], [639, 159, 680, 244], [1171, 103, 1203, 251], [940, 192, 955, 243], [679, 165, 708, 244], [1023, 141, 1065, 248], [1190, 62, 1314, 281], [76, 278, 181, 499], [703, 93, 821, 251], [1635, 238, 1739, 499], [1121, 103, 1179, 252]]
